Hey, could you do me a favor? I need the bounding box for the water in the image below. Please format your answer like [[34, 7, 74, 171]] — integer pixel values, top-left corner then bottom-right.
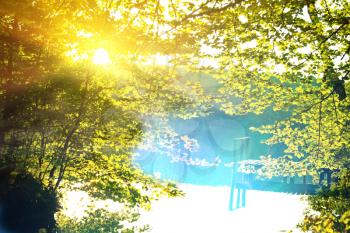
[[134, 110, 290, 187]]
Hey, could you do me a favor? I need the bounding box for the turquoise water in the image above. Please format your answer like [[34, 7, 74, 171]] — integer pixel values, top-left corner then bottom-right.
[[134, 110, 290, 187], [132, 72, 320, 193]]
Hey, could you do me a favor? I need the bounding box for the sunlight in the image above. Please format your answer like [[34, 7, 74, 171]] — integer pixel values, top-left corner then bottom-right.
[[93, 48, 111, 65], [65, 48, 88, 62], [61, 190, 90, 219], [141, 53, 171, 66], [61, 190, 124, 219]]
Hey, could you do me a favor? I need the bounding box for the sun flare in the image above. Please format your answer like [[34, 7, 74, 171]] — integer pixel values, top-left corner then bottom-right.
[[93, 48, 111, 65]]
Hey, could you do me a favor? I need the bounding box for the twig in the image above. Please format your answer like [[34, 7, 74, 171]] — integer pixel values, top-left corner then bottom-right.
[[332, 93, 339, 123], [317, 94, 322, 158], [291, 90, 333, 118]]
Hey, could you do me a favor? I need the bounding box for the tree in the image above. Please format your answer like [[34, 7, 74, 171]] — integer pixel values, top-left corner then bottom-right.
[[162, 0, 349, 231], [2, 0, 349, 232], [0, 1, 209, 231]]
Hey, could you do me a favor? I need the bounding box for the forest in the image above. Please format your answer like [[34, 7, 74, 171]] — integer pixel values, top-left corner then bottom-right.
[[0, 0, 349, 232]]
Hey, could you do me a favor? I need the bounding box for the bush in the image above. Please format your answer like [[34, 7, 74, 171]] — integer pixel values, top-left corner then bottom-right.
[[0, 173, 59, 233], [299, 169, 350, 233], [57, 208, 150, 233]]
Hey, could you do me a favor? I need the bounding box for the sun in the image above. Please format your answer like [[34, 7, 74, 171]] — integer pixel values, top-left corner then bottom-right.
[[92, 48, 111, 65]]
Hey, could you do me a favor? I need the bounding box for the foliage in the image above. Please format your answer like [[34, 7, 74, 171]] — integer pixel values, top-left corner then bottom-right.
[[1, 0, 350, 232], [0, 0, 198, 199], [299, 169, 350, 232], [172, 0, 350, 177], [57, 208, 150, 233], [0, 0, 199, 232], [159, 0, 350, 231]]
